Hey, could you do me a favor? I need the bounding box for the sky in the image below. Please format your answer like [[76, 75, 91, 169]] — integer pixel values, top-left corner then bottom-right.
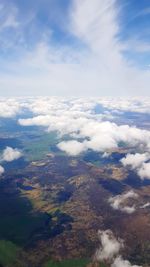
[[0, 0, 150, 96]]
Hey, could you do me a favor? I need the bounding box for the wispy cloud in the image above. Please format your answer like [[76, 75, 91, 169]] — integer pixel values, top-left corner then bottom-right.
[[0, 3, 19, 31], [0, 0, 150, 96]]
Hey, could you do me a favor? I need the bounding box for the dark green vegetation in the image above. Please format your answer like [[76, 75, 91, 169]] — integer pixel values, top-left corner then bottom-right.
[[43, 259, 108, 267], [0, 175, 73, 249], [0, 188, 49, 246], [43, 259, 90, 267], [99, 178, 126, 195], [0, 240, 19, 267]]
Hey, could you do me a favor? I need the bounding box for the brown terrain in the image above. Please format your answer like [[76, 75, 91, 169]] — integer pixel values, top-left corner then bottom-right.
[[5, 151, 149, 267]]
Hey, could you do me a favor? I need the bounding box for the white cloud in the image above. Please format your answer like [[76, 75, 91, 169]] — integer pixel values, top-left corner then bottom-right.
[[137, 162, 150, 180], [19, 115, 52, 127], [0, 165, 5, 175], [95, 230, 142, 267], [102, 152, 111, 158], [84, 125, 118, 152], [121, 153, 150, 180], [120, 153, 150, 170], [111, 256, 142, 267], [18, 98, 150, 160], [2, 147, 22, 162], [70, 0, 119, 54], [57, 140, 87, 156], [0, 98, 21, 118], [109, 191, 138, 214], [98, 97, 150, 114], [95, 230, 123, 261]]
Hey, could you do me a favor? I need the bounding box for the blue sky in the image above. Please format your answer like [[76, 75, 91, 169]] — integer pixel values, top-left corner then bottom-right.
[[0, 0, 150, 96]]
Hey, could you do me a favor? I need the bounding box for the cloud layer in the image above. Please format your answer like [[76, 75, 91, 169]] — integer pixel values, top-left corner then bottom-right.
[[1, 96, 150, 181], [16, 96, 150, 181], [19, 106, 150, 158], [0, 98, 21, 118]]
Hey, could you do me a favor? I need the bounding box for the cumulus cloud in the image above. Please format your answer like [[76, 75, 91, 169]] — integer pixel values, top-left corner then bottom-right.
[[25, 96, 150, 116], [137, 162, 150, 180], [19, 115, 51, 127], [98, 97, 150, 114], [111, 256, 142, 267], [121, 153, 150, 180], [19, 112, 150, 156], [61, 121, 150, 155], [109, 191, 138, 214], [95, 230, 123, 261], [95, 230, 142, 267], [2, 147, 22, 162], [120, 153, 150, 170], [57, 140, 87, 156], [14, 96, 150, 180], [17, 97, 150, 164], [15, 97, 150, 183], [0, 98, 21, 118], [0, 165, 5, 175]]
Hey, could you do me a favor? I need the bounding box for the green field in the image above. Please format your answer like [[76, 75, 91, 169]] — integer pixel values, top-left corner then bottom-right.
[[23, 132, 58, 161]]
